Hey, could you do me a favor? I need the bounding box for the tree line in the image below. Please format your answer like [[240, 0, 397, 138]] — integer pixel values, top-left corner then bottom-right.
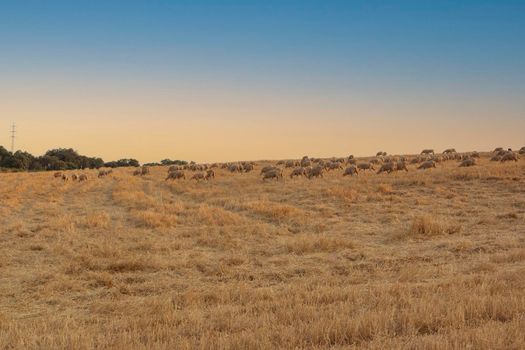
[[0, 146, 187, 172]]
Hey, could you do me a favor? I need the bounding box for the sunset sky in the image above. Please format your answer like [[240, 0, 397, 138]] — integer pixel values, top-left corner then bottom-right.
[[1, 1, 524, 163]]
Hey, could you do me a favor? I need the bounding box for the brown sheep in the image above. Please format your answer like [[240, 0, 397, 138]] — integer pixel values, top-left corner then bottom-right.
[[285, 160, 296, 168], [306, 165, 323, 179], [418, 160, 436, 170], [166, 170, 185, 180], [326, 162, 343, 171], [242, 163, 254, 172], [343, 166, 358, 176], [78, 174, 88, 182], [459, 158, 476, 167], [205, 169, 215, 180], [500, 152, 518, 162], [191, 173, 205, 181], [421, 149, 434, 155], [289, 167, 306, 178], [357, 163, 375, 171], [396, 161, 408, 172], [377, 162, 395, 174], [262, 169, 282, 181], [260, 166, 278, 175], [228, 164, 242, 173]]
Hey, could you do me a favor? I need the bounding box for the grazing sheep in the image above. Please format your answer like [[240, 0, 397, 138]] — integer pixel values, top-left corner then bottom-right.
[[262, 169, 282, 181], [421, 149, 434, 155], [459, 158, 476, 167], [78, 174, 88, 182], [326, 162, 343, 171], [242, 163, 254, 172], [442, 148, 456, 154], [54, 172, 62, 178], [377, 162, 395, 174], [306, 165, 323, 179], [260, 166, 278, 175], [205, 169, 215, 180], [396, 161, 408, 172], [300, 158, 311, 167], [418, 160, 436, 170], [357, 163, 375, 171], [500, 152, 518, 162], [343, 166, 358, 176], [166, 170, 185, 180], [191, 172, 205, 181], [228, 164, 242, 173], [289, 167, 306, 178]]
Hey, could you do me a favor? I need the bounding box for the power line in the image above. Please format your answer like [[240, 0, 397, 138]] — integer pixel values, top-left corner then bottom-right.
[[10, 123, 15, 153]]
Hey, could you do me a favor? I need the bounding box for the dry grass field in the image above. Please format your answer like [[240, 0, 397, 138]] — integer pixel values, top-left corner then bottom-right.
[[1, 155, 524, 349]]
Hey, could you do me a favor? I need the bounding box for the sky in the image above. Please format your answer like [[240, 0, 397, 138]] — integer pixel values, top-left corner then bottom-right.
[[1, 0, 524, 163]]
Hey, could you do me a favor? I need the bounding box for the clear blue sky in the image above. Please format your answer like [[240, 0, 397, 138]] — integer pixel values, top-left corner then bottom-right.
[[1, 1, 524, 162]]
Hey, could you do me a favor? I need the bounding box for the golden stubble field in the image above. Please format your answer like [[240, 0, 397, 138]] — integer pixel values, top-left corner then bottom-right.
[[1, 156, 524, 349]]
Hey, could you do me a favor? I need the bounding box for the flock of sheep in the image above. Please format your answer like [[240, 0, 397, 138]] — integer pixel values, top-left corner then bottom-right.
[[54, 147, 523, 183]]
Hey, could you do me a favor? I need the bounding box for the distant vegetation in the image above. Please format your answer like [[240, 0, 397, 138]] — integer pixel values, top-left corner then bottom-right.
[[0, 145, 187, 172]]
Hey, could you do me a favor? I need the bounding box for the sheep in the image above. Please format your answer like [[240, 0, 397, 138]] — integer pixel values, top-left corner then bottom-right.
[[459, 158, 476, 167], [205, 169, 215, 180], [262, 169, 282, 181], [326, 162, 343, 171], [191, 172, 205, 181], [54, 172, 63, 178], [242, 163, 254, 172], [343, 166, 358, 176], [396, 161, 408, 172], [289, 167, 306, 178], [78, 174, 88, 182], [377, 162, 395, 174], [306, 165, 323, 179], [418, 160, 436, 170], [500, 152, 518, 162], [228, 164, 242, 173], [421, 149, 434, 155], [442, 148, 456, 154], [300, 158, 311, 167], [260, 166, 278, 175], [166, 170, 185, 180], [357, 163, 375, 171]]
